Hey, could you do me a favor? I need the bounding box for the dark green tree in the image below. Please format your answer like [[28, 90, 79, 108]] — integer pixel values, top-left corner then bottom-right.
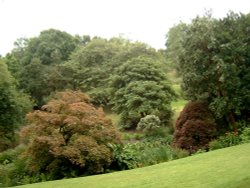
[[0, 60, 32, 151], [166, 12, 250, 132], [5, 29, 81, 106]]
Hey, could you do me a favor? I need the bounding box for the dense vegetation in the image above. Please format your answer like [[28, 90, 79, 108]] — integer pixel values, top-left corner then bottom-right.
[[13, 144, 250, 188], [0, 60, 32, 152], [166, 12, 250, 132], [0, 11, 249, 187]]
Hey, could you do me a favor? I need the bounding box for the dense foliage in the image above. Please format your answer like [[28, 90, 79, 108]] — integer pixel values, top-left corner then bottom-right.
[[173, 101, 217, 153], [63, 38, 161, 106], [20, 90, 121, 179], [1, 10, 250, 187], [0, 60, 32, 152], [166, 12, 250, 132], [110, 136, 188, 170], [5, 29, 81, 106], [111, 56, 176, 129]]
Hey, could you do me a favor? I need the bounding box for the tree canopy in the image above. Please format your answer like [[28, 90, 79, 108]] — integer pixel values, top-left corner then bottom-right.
[[0, 59, 32, 151], [20, 90, 121, 178], [166, 12, 250, 132], [111, 56, 176, 129], [5, 29, 81, 106]]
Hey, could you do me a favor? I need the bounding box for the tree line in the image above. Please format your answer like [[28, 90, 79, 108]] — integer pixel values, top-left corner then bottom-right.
[[0, 11, 249, 187]]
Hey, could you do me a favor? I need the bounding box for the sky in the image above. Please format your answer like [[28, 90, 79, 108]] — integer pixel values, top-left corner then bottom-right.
[[0, 0, 249, 56]]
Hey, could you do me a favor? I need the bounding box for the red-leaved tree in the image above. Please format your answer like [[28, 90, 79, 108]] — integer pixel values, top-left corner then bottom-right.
[[173, 101, 217, 153], [20, 90, 121, 179]]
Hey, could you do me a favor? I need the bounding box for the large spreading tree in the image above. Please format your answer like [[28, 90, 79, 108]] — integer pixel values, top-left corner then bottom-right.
[[20, 90, 121, 179], [5, 29, 81, 106]]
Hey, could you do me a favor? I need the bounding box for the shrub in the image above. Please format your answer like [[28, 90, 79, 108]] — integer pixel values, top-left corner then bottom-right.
[[109, 143, 140, 170], [173, 101, 217, 153], [0, 145, 31, 187], [110, 136, 187, 170], [19, 90, 121, 180], [240, 127, 250, 143], [0, 145, 25, 165], [209, 132, 241, 150], [137, 115, 161, 131], [137, 115, 161, 136]]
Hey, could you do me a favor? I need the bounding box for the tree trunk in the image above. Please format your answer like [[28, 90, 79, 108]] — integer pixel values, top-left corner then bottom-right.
[[217, 87, 238, 134], [228, 111, 238, 134]]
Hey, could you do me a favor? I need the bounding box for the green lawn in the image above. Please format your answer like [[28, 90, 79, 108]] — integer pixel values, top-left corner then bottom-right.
[[16, 143, 250, 188]]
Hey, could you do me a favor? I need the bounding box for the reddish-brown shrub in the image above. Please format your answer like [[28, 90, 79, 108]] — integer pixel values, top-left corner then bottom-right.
[[20, 90, 121, 178], [173, 101, 216, 153]]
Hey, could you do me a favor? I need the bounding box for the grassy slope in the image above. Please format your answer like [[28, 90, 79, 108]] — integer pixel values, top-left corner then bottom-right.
[[17, 143, 250, 188]]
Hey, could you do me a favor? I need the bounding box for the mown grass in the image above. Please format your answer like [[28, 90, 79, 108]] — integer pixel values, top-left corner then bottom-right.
[[16, 143, 250, 188]]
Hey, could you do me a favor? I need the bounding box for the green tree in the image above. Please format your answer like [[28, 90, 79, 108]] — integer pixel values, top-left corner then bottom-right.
[[166, 12, 250, 132], [20, 90, 121, 179], [165, 22, 188, 71], [5, 29, 81, 106], [0, 60, 32, 151], [63, 37, 159, 106], [111, 56, 176, 129]]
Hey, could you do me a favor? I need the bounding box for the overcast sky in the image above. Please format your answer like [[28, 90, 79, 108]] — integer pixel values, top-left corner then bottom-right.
[[0, 0, 249, 56]]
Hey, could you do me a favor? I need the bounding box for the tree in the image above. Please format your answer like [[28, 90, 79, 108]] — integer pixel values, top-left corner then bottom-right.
[[166, 12, 250, 132], [165, 22, 188, 71], [0, 60, 32, 151], [173, 101, 217, 153], [5, 29, 81, 106], [111, 56, 176, 129], [63, 37, 159, 106], [20, 90, 121, 179]]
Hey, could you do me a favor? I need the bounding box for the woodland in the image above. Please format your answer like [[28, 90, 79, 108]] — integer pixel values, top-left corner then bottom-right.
[[0, 12, 249, 187]]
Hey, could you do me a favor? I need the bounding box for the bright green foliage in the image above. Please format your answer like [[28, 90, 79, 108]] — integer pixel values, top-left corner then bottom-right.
[[15, 143, 250, 188], [240, 127, 250, 143], [166, 12, 250, 131], [111, 56, 176, 129], [20, 90, 121, 180], [109, 137, 186, 170], [0, 60, 32, 151]]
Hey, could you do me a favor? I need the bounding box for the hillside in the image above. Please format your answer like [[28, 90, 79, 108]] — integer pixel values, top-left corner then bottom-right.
[[16, 143, 250, 188]]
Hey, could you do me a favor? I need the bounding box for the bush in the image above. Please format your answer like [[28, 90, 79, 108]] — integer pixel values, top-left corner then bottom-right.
[[0, 145, 31, 187], [110, 136, 187, 170], [0, 145, 25, 165], [209, 132, 241, 150], [137, 115, 161, 136], [109, 143, 140, 170], [240, 127, 250, 143], [173, 101, 217, 153]]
